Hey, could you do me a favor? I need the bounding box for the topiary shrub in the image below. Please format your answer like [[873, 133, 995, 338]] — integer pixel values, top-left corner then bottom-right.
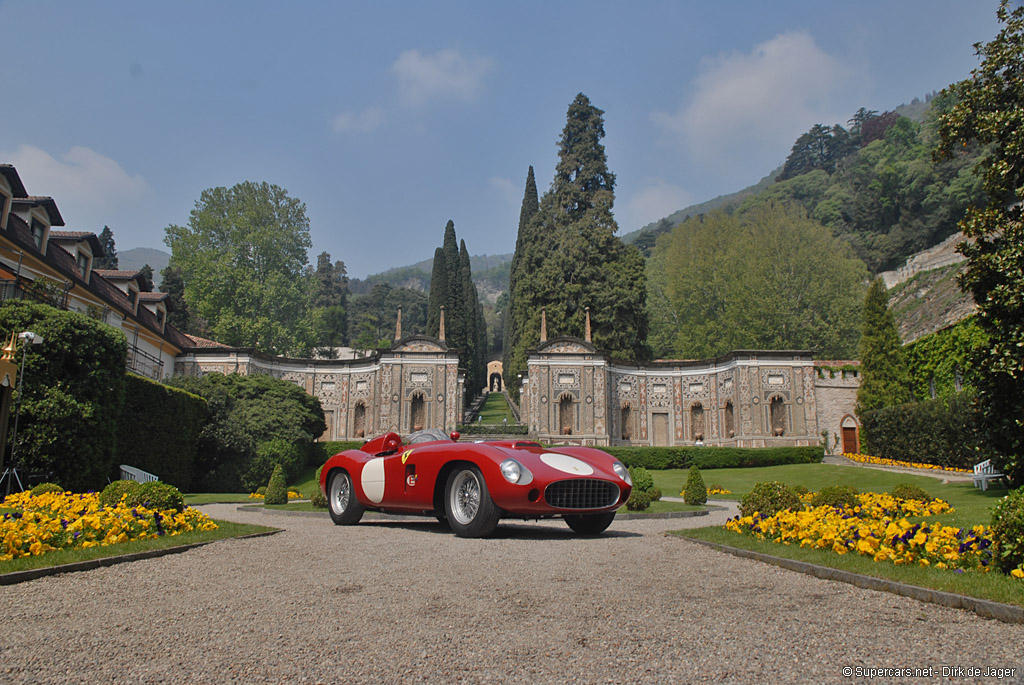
[[30, 482, 63, 496], [625, 489, 651, 511], [890, 483, 933, 503], [99, 480, 142, 508], [646, 487, 662, 502], [809, 485, 860, 510], [683, 465, 707, 505], [256, 486, 267, 497], [628, 466, 654, 493], [310, 464, 327, 508], [264, 464, 288, 505], [739, 481, 801, 518], [990, 487, 1024, 575], [134, 481, 185, 512]]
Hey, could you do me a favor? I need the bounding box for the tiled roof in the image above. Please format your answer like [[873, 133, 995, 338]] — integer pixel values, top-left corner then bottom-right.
[[50, 230, 95, 240], [0, 165, 28, 198], [2, 212, 192, 350], [138, 292, 168, 302], [12, 196, 64, 226], [94, 269, 142, 281], [185, 334, 231, 349]]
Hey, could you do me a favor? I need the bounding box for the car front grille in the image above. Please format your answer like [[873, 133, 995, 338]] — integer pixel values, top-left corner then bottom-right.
[[544, 479, 620, 510]]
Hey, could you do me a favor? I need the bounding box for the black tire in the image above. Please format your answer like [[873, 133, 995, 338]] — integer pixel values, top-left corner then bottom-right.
[[565, 512, 616, 535], [444, 466, 501, 538], [327, 470, 364, 525]]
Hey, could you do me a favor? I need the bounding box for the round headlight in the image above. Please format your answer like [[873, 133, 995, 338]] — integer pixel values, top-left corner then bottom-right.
[[612, 461, 632, 485], [500, 459, 522, 484]]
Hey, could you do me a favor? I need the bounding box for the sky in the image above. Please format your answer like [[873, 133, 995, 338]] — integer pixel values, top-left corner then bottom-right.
[[0, 1, 1003, 279]]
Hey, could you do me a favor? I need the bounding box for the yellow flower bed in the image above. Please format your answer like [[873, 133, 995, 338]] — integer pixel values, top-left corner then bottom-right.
[[707, 487, 732, 495], [726, 492, 1001, 573], [0, 490, 217, 562], [248, 490, 303, 500], [843, 452, 971, 474]]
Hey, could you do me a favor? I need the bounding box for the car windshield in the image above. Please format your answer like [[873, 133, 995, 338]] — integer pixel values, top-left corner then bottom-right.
[[407, 429, 450, 444]]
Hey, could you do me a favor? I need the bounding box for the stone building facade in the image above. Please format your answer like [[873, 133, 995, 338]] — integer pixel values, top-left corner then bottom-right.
[[174, 334, 464, 441], [520, 336, 859, 450]]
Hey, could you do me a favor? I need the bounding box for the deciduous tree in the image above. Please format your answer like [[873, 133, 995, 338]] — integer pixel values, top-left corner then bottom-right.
[[164, 181, 315, 355], [937, 0, 1024, 484]]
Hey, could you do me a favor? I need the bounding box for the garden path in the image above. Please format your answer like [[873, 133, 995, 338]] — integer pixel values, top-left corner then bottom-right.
[[0, 503, 1020, 682]]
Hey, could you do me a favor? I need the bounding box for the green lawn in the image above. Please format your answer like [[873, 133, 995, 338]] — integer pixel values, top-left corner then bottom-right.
[[0, 520, 276, 576], [661, 462, 1021, 608], [650, 463, 1008, 528], [474, 393, 515, 424]]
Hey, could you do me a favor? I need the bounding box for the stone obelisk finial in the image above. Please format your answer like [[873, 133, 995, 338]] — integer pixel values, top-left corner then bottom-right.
[[394, 306, 403, 341], [540, 307, 547, 343], [439, 306, 446, 342], [585, 307, 592, 343]]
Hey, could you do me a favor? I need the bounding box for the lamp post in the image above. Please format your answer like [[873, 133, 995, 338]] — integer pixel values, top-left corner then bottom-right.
[[3, 331, 43, 495]]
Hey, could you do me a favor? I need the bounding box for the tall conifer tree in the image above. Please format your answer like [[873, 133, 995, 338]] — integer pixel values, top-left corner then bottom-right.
[[504, 166, 539, 386], [856, 278, 911, 414], [506, 94, 648, 397], [96, 225, 118, 269]]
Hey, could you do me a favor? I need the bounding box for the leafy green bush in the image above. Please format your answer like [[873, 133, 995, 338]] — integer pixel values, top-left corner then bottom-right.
[[246, 439, 304, 494], [99, 480, 142, 508], [315, 442, 366, 462], [256, 486, 267, 496], [0, 300, 127, 491], [29, 482, 63, 496], [646, 487, 662, 502], [739, 481, 801, 518], [166, 373, 326, 492], [990, 487, 1024, 575], [890, 483, 933, 503], [119, 373, 206, 490], [860, 393, 976, 470], [683, 465, 707, 505], [133, 481, 184, 512], [264, 464, 288, 505], [792, 484, 810, 496], [606, 445, 823, 470], [625, 489, 651, 511], [809, 485, 859, 510], [628, 466, 654, 493], [310, 464, 327, 508]]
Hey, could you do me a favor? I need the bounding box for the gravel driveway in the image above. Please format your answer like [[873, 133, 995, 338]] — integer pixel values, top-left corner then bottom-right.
[[0, 503, 1022, 683]]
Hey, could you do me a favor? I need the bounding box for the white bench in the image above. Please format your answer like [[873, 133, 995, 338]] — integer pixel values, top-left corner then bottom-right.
[[119, 464, 159, 483], [972, 459, 1006, 491]]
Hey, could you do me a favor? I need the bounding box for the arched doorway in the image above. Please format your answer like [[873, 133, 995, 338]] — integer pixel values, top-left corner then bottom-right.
[[559, 394, 575, 435], [840, 415, 859, 454], [410, 393, 425, 432], [690, 402, 705, 442], [489, 373, 503, 392], [353, 402, 366, 438], [769, 396, 786, 436]]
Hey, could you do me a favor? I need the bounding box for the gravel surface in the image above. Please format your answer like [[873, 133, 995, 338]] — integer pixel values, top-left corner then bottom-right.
[[1, 503, 1022, 684]]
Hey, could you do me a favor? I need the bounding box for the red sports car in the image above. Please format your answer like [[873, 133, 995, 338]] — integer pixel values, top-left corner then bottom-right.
[[319, 429, 633, 537]]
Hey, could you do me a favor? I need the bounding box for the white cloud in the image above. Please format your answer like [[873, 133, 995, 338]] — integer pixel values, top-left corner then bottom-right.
[[391, 48, 493, 107], [331, 106, 385, 135], [488, 176, 518, 206], [3, 144, 151, 230], [623, 179, 694, 230], [653, 32, 860, 174]]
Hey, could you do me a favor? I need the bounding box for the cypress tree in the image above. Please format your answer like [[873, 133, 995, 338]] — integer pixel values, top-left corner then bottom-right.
[[506, 93, 648, 397], [504, 166, 539, 394], [96, 225, 118, 269], [856, 278, 911, 414], [426, 246, 447, 338]]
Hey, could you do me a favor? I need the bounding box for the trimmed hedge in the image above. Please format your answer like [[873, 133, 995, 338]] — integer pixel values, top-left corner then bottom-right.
[[119, 373, 207, 491], [603, 445, 824, 470], [316, 441, 366, 461], [860, 393, 976, 471], [457, 424, 529, 436]]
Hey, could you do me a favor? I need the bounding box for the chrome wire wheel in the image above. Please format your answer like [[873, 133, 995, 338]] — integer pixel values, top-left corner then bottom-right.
[[327, 470, 364, 525], [330, 472, 351, 513], [449, 470, 481, 525]]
